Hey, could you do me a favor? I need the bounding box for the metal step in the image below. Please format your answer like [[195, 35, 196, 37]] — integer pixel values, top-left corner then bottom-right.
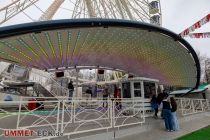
[[33, 83, 54, 97]]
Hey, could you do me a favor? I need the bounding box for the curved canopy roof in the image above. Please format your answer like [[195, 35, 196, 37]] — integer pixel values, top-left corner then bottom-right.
[[0, 19, 200, 88]]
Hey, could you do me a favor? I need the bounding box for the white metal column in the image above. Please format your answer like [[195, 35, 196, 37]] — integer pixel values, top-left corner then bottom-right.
[[76, 69, 79, 96], [141, 81, 145, 99], [155, 83, 158, 96], [131, 81, 134, 98]]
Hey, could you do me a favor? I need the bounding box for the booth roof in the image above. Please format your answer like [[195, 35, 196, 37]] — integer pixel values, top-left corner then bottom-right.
[[169, 84, 209, 95]]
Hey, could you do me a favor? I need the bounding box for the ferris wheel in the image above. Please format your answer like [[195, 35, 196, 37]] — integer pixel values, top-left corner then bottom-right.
[[0, 0, 162, 26]]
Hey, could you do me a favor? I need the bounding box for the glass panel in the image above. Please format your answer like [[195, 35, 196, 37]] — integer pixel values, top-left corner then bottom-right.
[[144, 82, 156, 98], [134, 90, 141, 97], [122, 82, 131, 98], [134, 82, 141, 89]]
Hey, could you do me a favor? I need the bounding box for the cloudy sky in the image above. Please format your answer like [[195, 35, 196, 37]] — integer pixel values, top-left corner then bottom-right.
[[161, 0, 210, 57], [0, 0, 210, 57]]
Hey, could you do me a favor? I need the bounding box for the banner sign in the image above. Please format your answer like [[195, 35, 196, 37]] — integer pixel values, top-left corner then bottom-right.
[[187, 32, 210, 38], [180, 13, 210, 37]]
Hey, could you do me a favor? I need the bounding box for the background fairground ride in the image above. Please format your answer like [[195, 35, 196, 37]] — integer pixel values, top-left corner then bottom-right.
[[0, 0, 162, 100]]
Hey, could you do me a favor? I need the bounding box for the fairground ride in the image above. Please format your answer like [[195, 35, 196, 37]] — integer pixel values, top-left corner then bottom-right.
[[0, 0, 162, 82]]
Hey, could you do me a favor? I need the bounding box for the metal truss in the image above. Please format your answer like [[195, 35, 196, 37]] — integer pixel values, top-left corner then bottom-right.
[[0, 0, 40, 24]]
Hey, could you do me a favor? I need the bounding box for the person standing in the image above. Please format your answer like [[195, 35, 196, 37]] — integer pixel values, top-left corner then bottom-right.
[[114, 85, 118, 99], [151, 93, 158, 118], [162, 95, 173, 131], [157, 92, 164, 118], [86, 87, 93, 98], [114, 87, 122, 109], [157, 92, 164, 105], [68, 81, 74, 101], [170, 97, 179, 131], [103, 88, 109, 108]]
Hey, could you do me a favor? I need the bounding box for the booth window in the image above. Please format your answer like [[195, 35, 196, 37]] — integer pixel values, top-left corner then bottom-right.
[[144, 82, 155, 98], [134, 82, 141, 97], [122, 82, 131, 98]]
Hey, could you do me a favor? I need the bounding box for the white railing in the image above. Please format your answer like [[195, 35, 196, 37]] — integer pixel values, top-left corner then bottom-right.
[[113, 99, 145, 127], [0, 97, 145, 139], [175, 98, 210, 116], [3, 97, 208, 139]]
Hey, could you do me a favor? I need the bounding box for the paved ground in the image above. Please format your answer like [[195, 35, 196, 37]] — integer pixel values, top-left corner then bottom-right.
[[116, 112, 210, 140], [1, 110, 210, 140], [68, 112, 210, 140]]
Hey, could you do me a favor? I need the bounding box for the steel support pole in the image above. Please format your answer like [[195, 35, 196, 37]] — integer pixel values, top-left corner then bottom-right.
[[76, 69, 79, 98]]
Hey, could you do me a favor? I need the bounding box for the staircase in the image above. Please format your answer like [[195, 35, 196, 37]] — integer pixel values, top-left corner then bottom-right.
[[0, 67, 69, 98], [0, 64, 29, 81], [29, 69, 69, 98], [33, 83, 54, 97]]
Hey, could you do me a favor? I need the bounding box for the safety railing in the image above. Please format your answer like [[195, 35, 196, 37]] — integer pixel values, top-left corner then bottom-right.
[[0, 97, 145, 139], [113, 99, 145, 128], [29, 69, 69, 97], [175, 98, 210, 116]]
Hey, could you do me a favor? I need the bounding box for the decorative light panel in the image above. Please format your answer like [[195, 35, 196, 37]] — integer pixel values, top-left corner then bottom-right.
[[0, 19, 200, 88]]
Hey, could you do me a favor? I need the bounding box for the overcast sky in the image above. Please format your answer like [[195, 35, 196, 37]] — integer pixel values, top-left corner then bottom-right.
[[0, 0, 210, 57], [161, 0, 210, 57]]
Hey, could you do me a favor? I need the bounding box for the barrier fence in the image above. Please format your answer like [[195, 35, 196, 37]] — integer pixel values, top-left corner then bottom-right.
[[0, 97, 145, 139], [175, 98, 210, 116], [1, 97, 209, 139]]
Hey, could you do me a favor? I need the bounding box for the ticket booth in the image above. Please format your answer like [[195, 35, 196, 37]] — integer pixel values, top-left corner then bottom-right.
[[120, 77, 159, 100], [120, 77, 159, 117]]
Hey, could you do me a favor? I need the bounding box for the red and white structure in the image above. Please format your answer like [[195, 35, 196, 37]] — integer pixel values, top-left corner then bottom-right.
[[180, 13, 210, 38]]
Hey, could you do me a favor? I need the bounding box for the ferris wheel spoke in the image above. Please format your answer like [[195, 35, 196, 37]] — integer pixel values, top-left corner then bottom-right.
[[78, 0, 86, 18], [128, 0, 150, 21], [93, 0, 103, 18], [22, 11, 36, 21], [72, 0, 82, 18], [99, 0, 108, 18], [107, 0, 118, 19], [121, 0, 134, 20], [59, 7, 74, 12], [0, 0, 162, 26], [30, 1, 45, 14], [135, 0, 149, 7], [115, 0, 125, 19]]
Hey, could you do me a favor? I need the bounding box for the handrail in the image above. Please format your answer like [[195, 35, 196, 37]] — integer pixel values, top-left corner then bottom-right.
[[32, 69, 69, 91], [29, 69, 69, 97]]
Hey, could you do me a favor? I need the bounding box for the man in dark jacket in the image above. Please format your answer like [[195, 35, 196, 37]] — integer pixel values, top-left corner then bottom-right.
[[151, 93, 158, 118], [86, 87, 93, 97], [157, 91, 165, 118], [68, 81, 74, 100], [157, 92, 164, 105]]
